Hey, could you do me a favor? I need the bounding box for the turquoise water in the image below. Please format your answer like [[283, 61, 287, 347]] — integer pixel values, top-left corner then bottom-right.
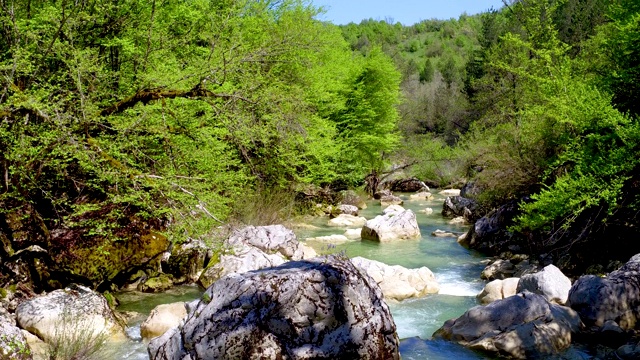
[[298, 194, 493, 359]]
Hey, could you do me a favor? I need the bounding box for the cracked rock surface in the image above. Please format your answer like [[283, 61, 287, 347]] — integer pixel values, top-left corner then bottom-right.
[[434, 291, 581, 359], [198, 225, 306, 288], [16, 284, 125, 344], [149, 255, 400, 360]]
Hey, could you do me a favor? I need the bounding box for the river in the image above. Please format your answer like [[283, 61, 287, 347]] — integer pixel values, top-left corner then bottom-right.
[[112, 192, 595, 359]]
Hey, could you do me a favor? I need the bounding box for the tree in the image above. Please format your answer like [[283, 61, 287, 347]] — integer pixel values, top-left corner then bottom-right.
[[331, 47, 401, 186]]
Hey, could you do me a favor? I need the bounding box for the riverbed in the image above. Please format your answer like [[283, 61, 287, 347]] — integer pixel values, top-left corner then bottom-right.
[[112, 193, 596, 359]]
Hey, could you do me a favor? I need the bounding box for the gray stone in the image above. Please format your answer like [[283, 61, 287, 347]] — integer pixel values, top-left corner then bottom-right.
[[434, 291, 582, 359], [361, 210, 421, 242], [481, 259, 515, 280], [337, 204, 359, 216], [442, 196, 478, 222], [149, 256, 400, 360], [163, 238, 211, 284], [380, 194, 403, 207], [432, 229, 458, 238], [615, 341, 640, 359], [1, 315, 32, 360], [15, 284, 125, 344], [198, 245, 286, 289], [198, 225, 309, 288], [227, 225, 303, 260], [567, 253, 640, 330], [517, 264, 572, 304]]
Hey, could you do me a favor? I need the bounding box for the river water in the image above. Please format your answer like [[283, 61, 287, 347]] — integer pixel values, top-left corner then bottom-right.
[[111, 193, 595, 359]]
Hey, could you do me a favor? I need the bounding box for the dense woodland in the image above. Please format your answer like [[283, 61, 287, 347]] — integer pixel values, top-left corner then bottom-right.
[[0, 0, 639, 290]]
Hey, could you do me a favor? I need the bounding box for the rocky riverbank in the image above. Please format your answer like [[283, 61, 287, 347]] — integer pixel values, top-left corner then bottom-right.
[[3, 186, 640, 359]]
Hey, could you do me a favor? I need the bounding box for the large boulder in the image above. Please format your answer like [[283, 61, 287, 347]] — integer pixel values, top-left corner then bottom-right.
[[442, 196, 479, 222], [1, 315, 32, 360], [140, 302, 187, 340], [336, 204, 359, 216], [476, 277, 520, 305], [227, 225, 304, 261], [517, 265, 572, 305], [198, 245, 286, 289], [351, 257, 439, 301], [149, 256, 400, 360], [328, 214, 368, 228], [198, 225, 307, 288], [16, 284, 125, 344], [467, 199, 523, 254], [361, 210, 421, 242], [567, 254, 640, 330], [434, 291, 582, 359]]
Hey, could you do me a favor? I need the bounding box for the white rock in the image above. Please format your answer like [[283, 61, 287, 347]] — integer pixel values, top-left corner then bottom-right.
[[140, 302, 187, 340], [383, 205, 405, 214], [327, 214, 368, 227], [199, 245, 286, 288], [344, 228, 362, 239], [300, 244, 318, 259], [419, 208, 434, 215], [361, 210, 421, 242], [337, 204, 359, 216], [449, 216, 466, 225], [351, 257, 439, 301], [305, 235, 350, 243], [477, 277, 520, 305], [517, 265, 572, 304], [439, 189, 461, 196]]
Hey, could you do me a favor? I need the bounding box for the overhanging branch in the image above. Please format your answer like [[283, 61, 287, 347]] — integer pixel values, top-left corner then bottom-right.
[[100, 85, 253, 116]]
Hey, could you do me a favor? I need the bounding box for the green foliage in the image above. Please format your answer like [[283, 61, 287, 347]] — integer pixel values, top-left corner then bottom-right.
[[419, 58, 435, 83], [0, 0, 403, 287], [331, 47, 401, 183], [45, 307, 109, 360], [459, 0, 640, 248]]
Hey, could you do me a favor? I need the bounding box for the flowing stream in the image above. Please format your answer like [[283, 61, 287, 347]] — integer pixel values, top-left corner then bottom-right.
[[112, 193, 595, 359], [111, 193, 493, 359], [296, 193, 492, 360]]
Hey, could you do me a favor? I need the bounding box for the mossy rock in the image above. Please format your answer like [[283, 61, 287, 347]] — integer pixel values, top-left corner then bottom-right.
[[53, 230, 169, 289], [137, 274, 174, 293]]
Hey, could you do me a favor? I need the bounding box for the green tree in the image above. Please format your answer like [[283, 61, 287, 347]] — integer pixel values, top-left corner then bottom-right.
[[332, 47, 401, 185]]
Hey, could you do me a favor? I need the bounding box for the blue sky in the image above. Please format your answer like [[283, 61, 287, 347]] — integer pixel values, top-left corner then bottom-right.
[[311, 0, 505, 25]]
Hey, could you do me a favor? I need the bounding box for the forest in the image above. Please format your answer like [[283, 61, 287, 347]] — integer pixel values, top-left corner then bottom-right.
[[1, 0, 639, 289]]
